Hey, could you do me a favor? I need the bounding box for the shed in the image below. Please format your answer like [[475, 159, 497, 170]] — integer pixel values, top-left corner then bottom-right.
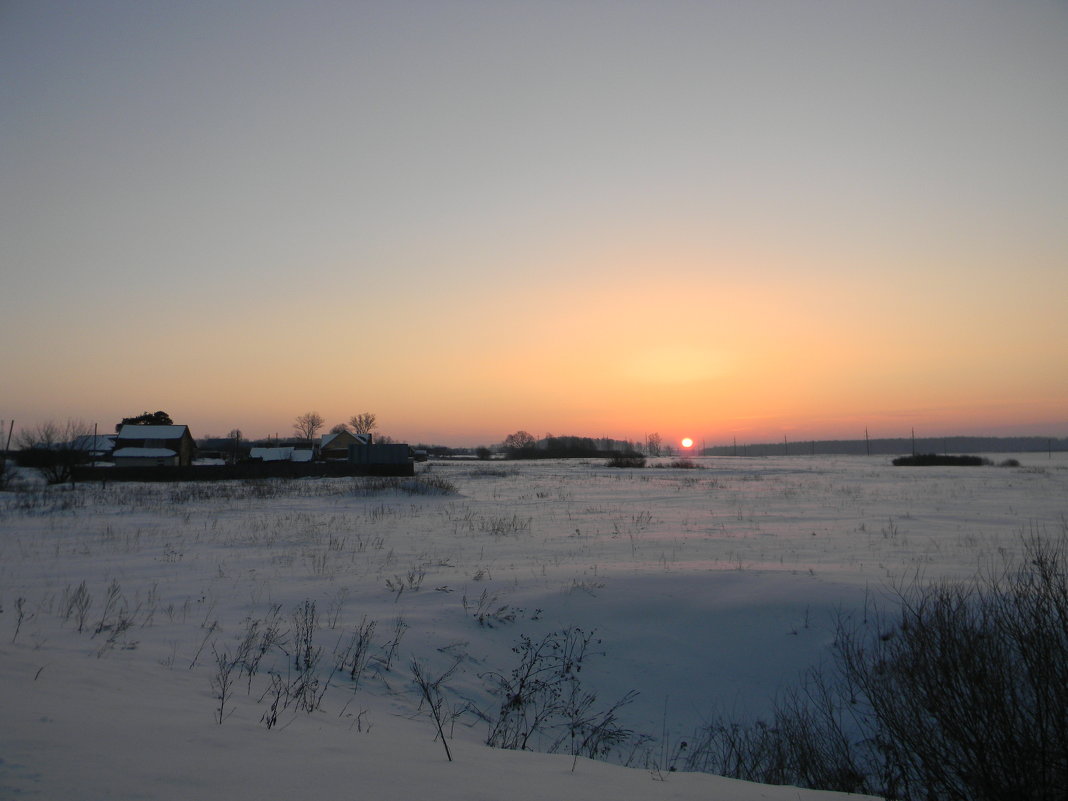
[[348, 443, 412, 466]]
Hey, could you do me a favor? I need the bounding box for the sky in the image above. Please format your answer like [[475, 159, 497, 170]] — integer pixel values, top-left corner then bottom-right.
[[2, 0, 1066, 447]]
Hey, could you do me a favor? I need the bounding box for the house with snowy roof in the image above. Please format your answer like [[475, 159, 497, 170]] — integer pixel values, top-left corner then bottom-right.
[[113, 424, 196, 467]]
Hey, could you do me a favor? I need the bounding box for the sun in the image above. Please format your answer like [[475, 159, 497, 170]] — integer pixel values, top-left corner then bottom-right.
[[681, 437, 694, 449]]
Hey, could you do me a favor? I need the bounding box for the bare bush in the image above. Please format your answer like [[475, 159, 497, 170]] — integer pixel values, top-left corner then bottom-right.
[[463, 588, 516, 628], [683, 674, 866, 792], [837, 533, 1068, 800], [16, 419, 92, 484], [479, 627, 636, 760], [0, 460, 15, 491], [696, 533, 1068, 801], [62, 580, 93, 632], [211, 645, 238, 724], [410, 656, 463, 762], [351, 475, 457, 496], [288, 599, 328, 712], [12, 597, 27, 644], [605, 454, 646, 468], [338, 616, 377, 689], [382, 615, 407, 671]]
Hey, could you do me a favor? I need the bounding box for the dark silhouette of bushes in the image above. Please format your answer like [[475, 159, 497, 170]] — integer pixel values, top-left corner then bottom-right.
[[892, 453, 990, 466], [502, 434, 643, 460], [666, 458, 700, 469], [14, 420, 92, 484], [605, 453, 646, 468], [692, 533, 1068, 801], [478, 627, 637, 760]]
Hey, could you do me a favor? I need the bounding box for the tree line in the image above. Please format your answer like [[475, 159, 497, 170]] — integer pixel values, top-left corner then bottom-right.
[[497, 431, 663, 460]]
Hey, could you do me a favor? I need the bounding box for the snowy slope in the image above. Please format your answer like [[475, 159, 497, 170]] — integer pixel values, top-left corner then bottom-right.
[[3, 454, 1065, 799]]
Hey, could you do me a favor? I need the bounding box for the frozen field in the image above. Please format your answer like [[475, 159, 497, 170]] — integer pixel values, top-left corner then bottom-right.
[[2, 453, 1066, 800]]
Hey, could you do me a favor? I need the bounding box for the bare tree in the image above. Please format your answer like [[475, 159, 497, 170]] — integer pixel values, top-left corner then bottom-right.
[[503, 430, 536, 453], [0, 419, 14, 489], [293, 412, 324, 444], [227, 429, 243, 464], [349, 412, 377, 435], [16, 419, 92, 484], [646, 433, 662, 457], [329, 423, 350, 435]]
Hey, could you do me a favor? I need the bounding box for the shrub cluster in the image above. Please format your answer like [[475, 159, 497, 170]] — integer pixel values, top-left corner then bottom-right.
[[605, 453, 646, 468], [693, 534, 1068, 801], [354, 475, 457, 496], [892, 453, 990, 466], [478, 627, 637, 761]]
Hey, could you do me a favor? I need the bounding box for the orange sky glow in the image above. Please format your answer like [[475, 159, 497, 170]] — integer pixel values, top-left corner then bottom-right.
[[2, 2, 1066, 448]]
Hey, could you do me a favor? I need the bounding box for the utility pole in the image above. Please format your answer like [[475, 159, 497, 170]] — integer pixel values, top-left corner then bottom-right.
[[0, 419, 12, 477]]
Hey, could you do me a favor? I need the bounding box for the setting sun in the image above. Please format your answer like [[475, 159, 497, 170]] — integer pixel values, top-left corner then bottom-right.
[[681, 437, 694, 449]]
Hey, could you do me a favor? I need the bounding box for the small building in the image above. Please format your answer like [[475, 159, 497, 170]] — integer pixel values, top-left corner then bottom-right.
[[348, 442, 412, 466], [114, 425, 196, 467], [249, 447, 314, 463]]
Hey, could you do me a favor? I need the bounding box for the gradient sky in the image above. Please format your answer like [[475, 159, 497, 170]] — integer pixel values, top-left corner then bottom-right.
[[2, 1, 1066, 447]]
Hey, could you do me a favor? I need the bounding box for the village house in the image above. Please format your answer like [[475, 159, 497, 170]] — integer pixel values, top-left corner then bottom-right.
[[113, 424, 196, 467]]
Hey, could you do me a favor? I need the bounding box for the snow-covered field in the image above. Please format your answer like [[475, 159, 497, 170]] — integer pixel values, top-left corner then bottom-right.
[[3, 454, 1066, 800]]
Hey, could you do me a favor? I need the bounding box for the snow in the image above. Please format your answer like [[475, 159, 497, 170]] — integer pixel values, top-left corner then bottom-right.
[[3, 453, 1066, 800]]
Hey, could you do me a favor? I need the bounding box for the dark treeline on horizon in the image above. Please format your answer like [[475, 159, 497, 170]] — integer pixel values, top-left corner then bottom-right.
[[189, 433, 1068, 460], [703, 435, 1068, 458], [511, 435, 639, 459]]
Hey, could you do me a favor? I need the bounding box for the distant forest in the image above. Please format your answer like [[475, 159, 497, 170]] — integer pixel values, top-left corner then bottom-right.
[[703, 435, 1068, 457]]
